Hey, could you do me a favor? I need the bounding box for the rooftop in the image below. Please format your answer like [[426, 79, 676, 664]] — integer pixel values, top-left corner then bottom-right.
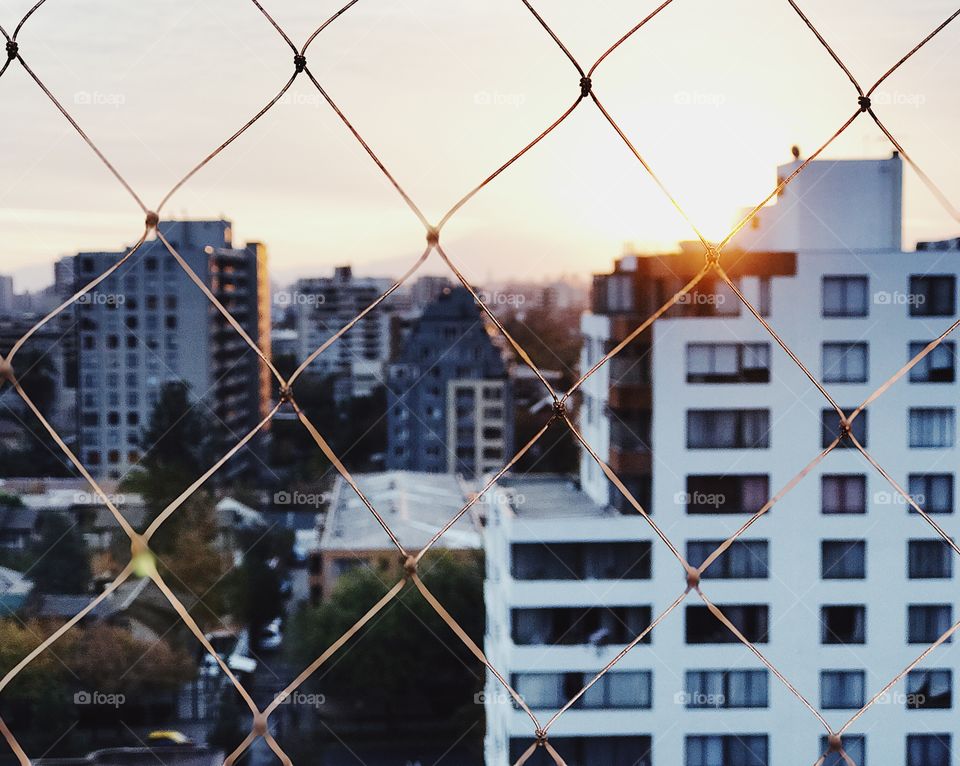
[[487, 475, 615, 520], [320, 471, 480, 552]]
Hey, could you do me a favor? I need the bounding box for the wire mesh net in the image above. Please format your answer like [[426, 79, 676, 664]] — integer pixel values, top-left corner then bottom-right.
[[2, 1, 960, 764]]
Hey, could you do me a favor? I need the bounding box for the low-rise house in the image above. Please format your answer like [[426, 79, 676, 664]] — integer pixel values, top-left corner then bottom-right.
[[311, 470, 481, 601]]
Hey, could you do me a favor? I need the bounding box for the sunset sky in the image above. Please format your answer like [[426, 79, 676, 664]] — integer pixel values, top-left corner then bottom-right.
[[1, 0, 959, 290]]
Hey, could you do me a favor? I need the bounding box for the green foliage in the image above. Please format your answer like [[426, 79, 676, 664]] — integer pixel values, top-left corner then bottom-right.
[[122, 381, 222, 516], [220, 526, 291, 640], [287, 551, 484, 724]]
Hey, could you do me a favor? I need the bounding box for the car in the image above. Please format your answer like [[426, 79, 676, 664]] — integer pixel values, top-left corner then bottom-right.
[[147, 730, 193, 746]]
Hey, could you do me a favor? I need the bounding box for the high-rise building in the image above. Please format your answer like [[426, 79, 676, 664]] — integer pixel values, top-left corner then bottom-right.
[[486, 153, 960, 765], [0, 276, 14, 316], [387, 287, 512, 477], [289, 266, 393, 398], [74, 220, 270, 480]]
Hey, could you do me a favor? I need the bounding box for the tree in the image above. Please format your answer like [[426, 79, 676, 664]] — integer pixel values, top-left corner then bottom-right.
[[221, 526, 292, 642], [28, 512, 91, 594], [122, 381, 222, 517], [287, 551, 484, 725]]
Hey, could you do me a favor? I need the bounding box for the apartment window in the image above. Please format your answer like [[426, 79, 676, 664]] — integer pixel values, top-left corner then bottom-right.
[[687, 540, 768, 579], [908, 540, 953, 579], [511, 736, 652, 766], [820, 735, 865, 766], [907, 669, 951, 709], [821, 670, 865, 709], [685, 605, 769, 644], [821, 409, 867, 448], [684, 670, 768, 708], [513, 671, 652, 710], [822, 276, 868, 317], [686, 735, 768, 766], [687, 410, 770, 449], [908, 474, 953, 514], [685, 475, 769, 514], [908, 605, 952, 644], [822, 540, 866, 579], [821, 605, 866, 644], [909, 408, 955, 448], [909, 275, 956, 317], [822, 342, 868, 383], [511, 542, 652, 580], [512, 606, 652, 646], [821, 474, 866, 514], [906, 735, 951, 766], [909, 341, 956, 382], [686, 343, 771, 383]]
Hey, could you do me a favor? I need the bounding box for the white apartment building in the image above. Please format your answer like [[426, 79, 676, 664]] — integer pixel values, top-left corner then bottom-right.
[[486, 153, 960, 766], [290, 266, 393, 398]]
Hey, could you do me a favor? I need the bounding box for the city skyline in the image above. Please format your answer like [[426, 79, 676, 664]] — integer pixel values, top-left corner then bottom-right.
[[3, 0, 960, 291]]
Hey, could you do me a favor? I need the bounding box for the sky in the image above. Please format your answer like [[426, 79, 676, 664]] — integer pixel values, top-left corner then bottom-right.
[[1, 0, 959, 291]]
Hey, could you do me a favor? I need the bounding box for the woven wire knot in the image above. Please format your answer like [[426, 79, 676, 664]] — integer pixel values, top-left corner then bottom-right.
[[534, 729, 548, 746], [552, 399, 566, 419], [426, 227, 440, 245], [827, 733, 843, 753], [857, 95, 871, 112], [0, 357, 14, 382], [705, 246, 720, 266], [278, 384, 294, 403], [145, 211, 160, 230], [294, 53, 307, 73], [6, 40, 18, 60], [579, 76, 592, 98]]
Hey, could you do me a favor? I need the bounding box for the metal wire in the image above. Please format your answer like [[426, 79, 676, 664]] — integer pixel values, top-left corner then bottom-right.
[[1, 1, 959, 764]]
